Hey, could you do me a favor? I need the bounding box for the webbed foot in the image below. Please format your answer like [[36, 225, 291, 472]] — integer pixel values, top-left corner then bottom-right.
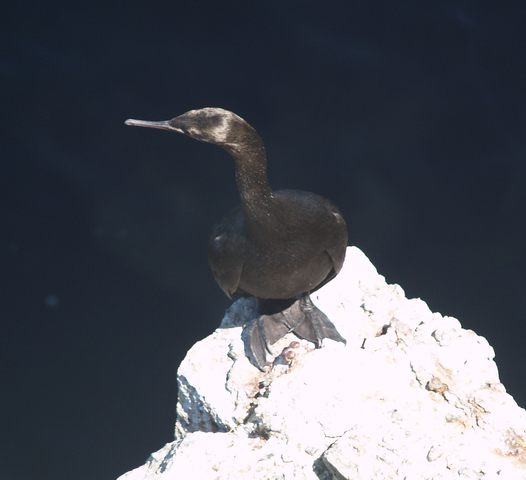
[[243, 293, 346, 370]]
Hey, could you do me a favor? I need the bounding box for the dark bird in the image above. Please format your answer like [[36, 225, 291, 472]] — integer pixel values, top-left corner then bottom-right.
[[125, 108, 347, 370]]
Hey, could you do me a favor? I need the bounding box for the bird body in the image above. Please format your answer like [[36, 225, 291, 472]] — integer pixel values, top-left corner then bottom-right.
[[126, 108, 347, 369], [208, 189, 346, 300]]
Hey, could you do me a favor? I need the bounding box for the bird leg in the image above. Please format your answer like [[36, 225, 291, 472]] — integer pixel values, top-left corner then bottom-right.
[[243, 293, 346, 370]]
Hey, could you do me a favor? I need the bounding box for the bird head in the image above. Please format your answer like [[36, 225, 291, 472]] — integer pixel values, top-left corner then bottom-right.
[[125, 107, 254, 149]]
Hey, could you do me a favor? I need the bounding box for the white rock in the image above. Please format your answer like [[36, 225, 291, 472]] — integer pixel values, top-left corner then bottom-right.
[[118, 246, 526, 480]]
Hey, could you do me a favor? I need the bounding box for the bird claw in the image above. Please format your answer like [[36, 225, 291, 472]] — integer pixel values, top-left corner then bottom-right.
[[243, 293, 346, 370]]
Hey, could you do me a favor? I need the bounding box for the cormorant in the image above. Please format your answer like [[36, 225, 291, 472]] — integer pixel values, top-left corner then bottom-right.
[[125, 108, 347, 370]]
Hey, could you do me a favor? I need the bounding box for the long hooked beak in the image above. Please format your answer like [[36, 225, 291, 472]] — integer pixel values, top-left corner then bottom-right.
[[125, 119, 173, 131]]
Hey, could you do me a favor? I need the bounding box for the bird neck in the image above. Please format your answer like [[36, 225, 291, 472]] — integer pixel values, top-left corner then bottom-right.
[[234, 146, 274, 203], [226, 140, 277, 225]]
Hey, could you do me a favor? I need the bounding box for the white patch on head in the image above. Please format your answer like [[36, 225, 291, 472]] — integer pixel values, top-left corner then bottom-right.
[[211, 118, 230, 143], [195, 107, 245, 144]]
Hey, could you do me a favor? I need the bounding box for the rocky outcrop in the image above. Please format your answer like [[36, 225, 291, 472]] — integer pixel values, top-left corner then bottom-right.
[[118, 247, 526, 479]]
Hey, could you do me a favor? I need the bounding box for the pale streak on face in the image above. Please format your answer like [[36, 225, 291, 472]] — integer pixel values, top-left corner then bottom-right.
[[185, 108, 244, 145]]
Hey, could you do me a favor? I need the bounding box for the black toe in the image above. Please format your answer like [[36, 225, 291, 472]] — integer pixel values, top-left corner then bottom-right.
[[243, 293, 345, 370], [294, 294, 346, 347]]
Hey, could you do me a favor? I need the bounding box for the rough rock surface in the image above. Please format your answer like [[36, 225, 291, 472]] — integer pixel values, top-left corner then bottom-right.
[[118, 246, 526, 480]]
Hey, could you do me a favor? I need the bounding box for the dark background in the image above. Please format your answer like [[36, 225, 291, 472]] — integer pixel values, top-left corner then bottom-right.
[[2, 2, 525, 479]]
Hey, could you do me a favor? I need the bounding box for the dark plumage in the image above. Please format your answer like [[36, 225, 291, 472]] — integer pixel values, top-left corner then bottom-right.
[[125, 108, 347, 369]]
